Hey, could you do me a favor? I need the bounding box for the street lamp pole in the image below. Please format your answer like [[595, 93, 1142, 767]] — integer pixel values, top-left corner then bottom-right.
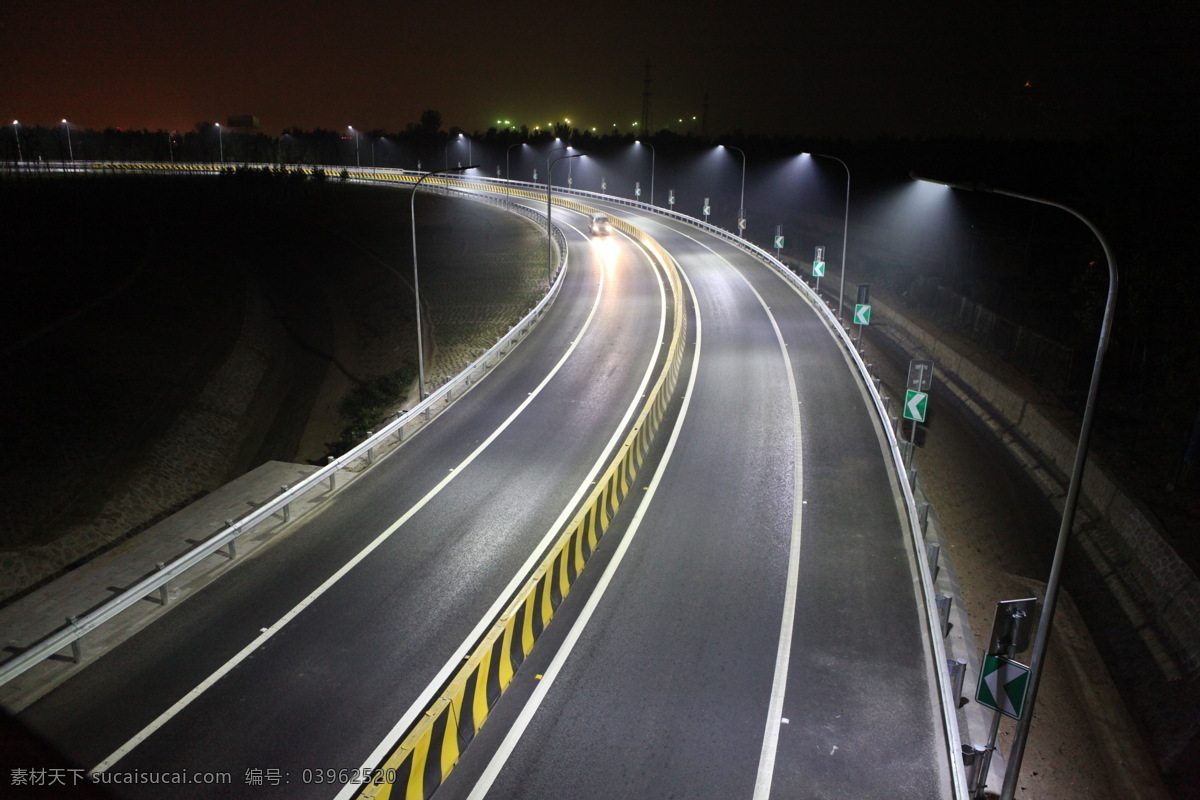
[[547, 147, 583, 286], [808, 152, 851, 320], [411, 165, 478, 400], [349, 126, 360, 168], [61, 119, 74, 162], [215, 123, 223, 163], [637, 139, 656, 206], [912, 173, 1118, 800], [725, 144, 747, 237], [12, 120, 22, 163]]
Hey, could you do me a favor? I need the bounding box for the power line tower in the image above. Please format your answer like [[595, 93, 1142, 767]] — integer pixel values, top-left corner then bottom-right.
[[641, 59, 652, 134]]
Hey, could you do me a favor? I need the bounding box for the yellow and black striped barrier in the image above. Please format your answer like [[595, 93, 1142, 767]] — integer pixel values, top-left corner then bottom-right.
[[358, 204, 686, 800]]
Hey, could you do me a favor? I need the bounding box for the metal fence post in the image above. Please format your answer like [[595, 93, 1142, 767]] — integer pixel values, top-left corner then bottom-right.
[[223, 520, 237, 560], [280, 485, 290, 522], [155, 562, 169, 605], [66, 617, 82, 663], [935, 593, 952, 638]]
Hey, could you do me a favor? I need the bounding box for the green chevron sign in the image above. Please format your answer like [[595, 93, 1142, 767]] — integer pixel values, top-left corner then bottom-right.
[[812, 260, 825, 277], [903, 390, 929, 423], [976, 654, 1031, 720], [853, 304, 871, 325]]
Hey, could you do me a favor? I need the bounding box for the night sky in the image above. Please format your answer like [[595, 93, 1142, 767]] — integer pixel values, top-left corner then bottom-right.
[[5, 0, 1191, 140]]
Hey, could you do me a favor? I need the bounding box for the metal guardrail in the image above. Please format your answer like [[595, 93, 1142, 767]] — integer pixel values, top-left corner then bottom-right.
[[0, 165, 569, 687]]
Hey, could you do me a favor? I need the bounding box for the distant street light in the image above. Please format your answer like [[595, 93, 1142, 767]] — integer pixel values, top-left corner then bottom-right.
[[12, 120, 21, 163], [215, 122, 223, 163], [411, 165, 478, 399], [349, 126, 360, 168], [636, 139, 656, 206], [547, 147, 584, 285], [911, 172, 1118, 800], [805, 152, 851, 321], [722, 144, 747, 237], [61, 119, 74, 162]]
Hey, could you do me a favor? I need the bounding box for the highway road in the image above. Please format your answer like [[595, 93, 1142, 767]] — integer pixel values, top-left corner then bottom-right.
[[437, 204, 954, 800], [16, 200, 676, 799], [15, 189, 956, 800]]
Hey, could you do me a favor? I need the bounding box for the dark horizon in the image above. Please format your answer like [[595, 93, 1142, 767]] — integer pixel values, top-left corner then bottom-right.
[[6, 0, 1195, 142]]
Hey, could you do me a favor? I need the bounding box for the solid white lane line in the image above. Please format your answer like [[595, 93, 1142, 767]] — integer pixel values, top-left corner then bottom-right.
[[464, 260, 702, 800], [94, 223, 657, 776], [736, 277, 804, 800], [636, 223, 810, 797], [332, 225, 668, 799]]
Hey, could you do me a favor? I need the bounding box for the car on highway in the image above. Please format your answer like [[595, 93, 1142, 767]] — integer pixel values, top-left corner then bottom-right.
[[588, 212, 612, 236]]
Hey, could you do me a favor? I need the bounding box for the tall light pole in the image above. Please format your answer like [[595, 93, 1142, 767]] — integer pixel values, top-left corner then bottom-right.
[[547, 147, 583, 286], [723, 144, 747, 237], [459, 132, 471, 167], [806, 152, 851, 321], [61, 119, 74, 162], [12, 120, 21, 163], [912, 173, 1118, 800], [349, 126, 360, 168], [215, 122, 223, 163], [411, 164, 478, 400], [636, 139, 655, 206]]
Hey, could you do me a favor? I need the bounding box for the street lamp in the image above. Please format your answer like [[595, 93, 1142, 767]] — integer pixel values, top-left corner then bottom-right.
[[722, 144, 747, 237], [636, 139, 655, 206], [911, 172, 1118, 800], [547, 147, 584, 285], [411, 165, 479, 400], [805, 152, 851, 321], [349, 126, 360, 168], [12, 120, 21, 163], [215, 122, 223, 163], [61, 119, 74, 162]]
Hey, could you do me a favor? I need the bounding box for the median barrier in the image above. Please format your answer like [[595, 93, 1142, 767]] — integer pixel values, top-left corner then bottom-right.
[[358, 203, 688, 800]]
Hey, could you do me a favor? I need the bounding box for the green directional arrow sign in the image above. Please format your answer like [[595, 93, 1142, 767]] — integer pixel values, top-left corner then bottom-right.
[[977, 654, 1031, 719], [774, 235, 785, 249], [812, 260, 825, 277], [853, 304, 871, 325], [903, 390, 928, 423]]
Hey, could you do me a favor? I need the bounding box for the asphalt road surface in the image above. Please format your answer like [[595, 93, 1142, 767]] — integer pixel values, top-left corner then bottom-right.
[[17, 202, 673, 799], [16, 196, 955, 800], [438, 205, 954, 800]]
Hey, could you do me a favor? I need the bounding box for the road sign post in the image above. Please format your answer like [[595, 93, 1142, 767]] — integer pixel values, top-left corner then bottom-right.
[[703, 197, 711, 223], [853, 284, 871, 346], [903, 360, 934, 467], [971, 598, 1039, 798], [812, 245, 825, 291], [774, 225, 784, 258]]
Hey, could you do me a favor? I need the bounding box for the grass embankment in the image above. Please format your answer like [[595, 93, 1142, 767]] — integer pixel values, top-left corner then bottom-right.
[[0, 172, 546, 552]]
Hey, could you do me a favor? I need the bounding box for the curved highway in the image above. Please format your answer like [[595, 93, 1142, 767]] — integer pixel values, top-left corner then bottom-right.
[[17, 200, 675, 799], [437, 203, 954, 800], [16, 186, 955, 800]]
